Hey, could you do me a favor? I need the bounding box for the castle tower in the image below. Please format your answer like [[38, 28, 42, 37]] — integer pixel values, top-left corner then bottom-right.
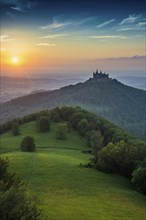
[[92, 69, 109, 80], [96, 69, 99, 74], [93, 72, 96, 78]]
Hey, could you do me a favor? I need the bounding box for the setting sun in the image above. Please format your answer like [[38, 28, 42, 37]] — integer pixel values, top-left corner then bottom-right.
[[12, 56, 19, 64]]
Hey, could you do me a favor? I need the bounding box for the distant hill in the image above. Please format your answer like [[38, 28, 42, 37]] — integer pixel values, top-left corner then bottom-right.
[[0, 75, 85, 103], [0, 71, 145, 139]]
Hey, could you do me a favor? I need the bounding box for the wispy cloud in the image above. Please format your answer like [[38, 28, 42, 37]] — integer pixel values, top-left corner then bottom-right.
[[36, 43, 56, 46], [40, 34, 68, 40], [40, 14, 72, 30], [39, 33, 129, 41], [39, 14, 145, 41], [11, 5, 26, 12], [1, 0, 39, 13], [89, 35, 127, 40], [40, 21, 71, 30], [96, 19, 115, 28], [117, 26, 145, 32], [40, 16, 98, 31], [117, 14, 146, 32], [120, 14, 142, 25], [39, 17, 118, 41], [138, 21, 146, 26], [0, 35, 15, 42]]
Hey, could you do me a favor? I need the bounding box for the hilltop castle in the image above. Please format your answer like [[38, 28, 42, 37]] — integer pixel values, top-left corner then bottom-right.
[[93, 70, 109, 80]]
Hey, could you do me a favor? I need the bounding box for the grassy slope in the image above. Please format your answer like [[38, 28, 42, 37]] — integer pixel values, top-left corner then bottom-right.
[[0, 122, 146, 220]]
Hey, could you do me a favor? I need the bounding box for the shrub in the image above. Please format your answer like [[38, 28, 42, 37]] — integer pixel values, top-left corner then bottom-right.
[[37, 116, 50, 132], [132, 167, 146, 194], [21, 136, 36, 152], [56, 123, 68, 140]]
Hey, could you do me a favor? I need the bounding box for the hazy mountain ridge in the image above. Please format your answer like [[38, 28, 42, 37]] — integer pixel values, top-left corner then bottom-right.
[[0, 75, 145, 103], [0, 76, 145, 139], [0, 75, 85, 103]]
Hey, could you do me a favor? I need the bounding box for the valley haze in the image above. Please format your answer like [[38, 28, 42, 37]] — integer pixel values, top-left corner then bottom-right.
[[1, 71, 145, 103]]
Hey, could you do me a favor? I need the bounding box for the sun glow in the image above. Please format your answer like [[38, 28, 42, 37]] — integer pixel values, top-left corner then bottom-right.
[[12, 56, 19, 64]]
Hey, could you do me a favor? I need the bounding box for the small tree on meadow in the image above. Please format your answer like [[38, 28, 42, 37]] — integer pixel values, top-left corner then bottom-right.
[[21, 136, 36, 152], [12, 122, 20, 136], [56, 123, 68, 140], [37, 116, 50, 132]]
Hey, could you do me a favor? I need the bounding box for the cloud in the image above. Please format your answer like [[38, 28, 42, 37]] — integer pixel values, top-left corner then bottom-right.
[[102, 55, 146, 60], [117, 26, 145, 31], [40, 34, 68, 40], [40, 21, 71, 30], [120, 14, 142, 25], [1, 0, 39, 12], [39, 17, 120, 41], [11, 5, 26, 12], [39, 14, 145, 41], [40, 16, 97, 31], [117, 14, 146, 32], [0, 35, 15, 42], [40, 15, 72, 30], [36, 43, 56, 46], [138, 21, 146, 26], [89, 35, 127, 40], [40, 33, 129, 41], [96, 19, 115, 28]]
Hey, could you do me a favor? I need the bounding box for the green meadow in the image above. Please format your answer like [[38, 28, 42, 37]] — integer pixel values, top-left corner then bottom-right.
[[0, 122, 145, 220]]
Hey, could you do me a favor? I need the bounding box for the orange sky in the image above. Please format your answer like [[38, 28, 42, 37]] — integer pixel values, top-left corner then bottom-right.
[[1, 32, 145, 75]]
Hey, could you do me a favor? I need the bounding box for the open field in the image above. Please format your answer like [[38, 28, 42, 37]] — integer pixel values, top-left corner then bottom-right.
[[0, 122, 146, 220]]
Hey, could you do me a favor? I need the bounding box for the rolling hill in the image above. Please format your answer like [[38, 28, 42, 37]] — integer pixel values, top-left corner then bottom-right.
[[0, 72, 145, 139], [1, 119, 146, 220]]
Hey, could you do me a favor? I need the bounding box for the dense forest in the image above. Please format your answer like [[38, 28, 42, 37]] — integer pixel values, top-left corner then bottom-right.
[[0, 74, 145, 140], [1, 106, 146, 194]]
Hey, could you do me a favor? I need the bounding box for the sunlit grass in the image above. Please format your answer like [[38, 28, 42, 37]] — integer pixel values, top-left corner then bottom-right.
[[1, 122, 146, 220]]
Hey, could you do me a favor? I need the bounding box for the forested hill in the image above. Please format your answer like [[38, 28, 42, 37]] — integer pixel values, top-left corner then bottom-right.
[[0, 74, 145, 139]]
